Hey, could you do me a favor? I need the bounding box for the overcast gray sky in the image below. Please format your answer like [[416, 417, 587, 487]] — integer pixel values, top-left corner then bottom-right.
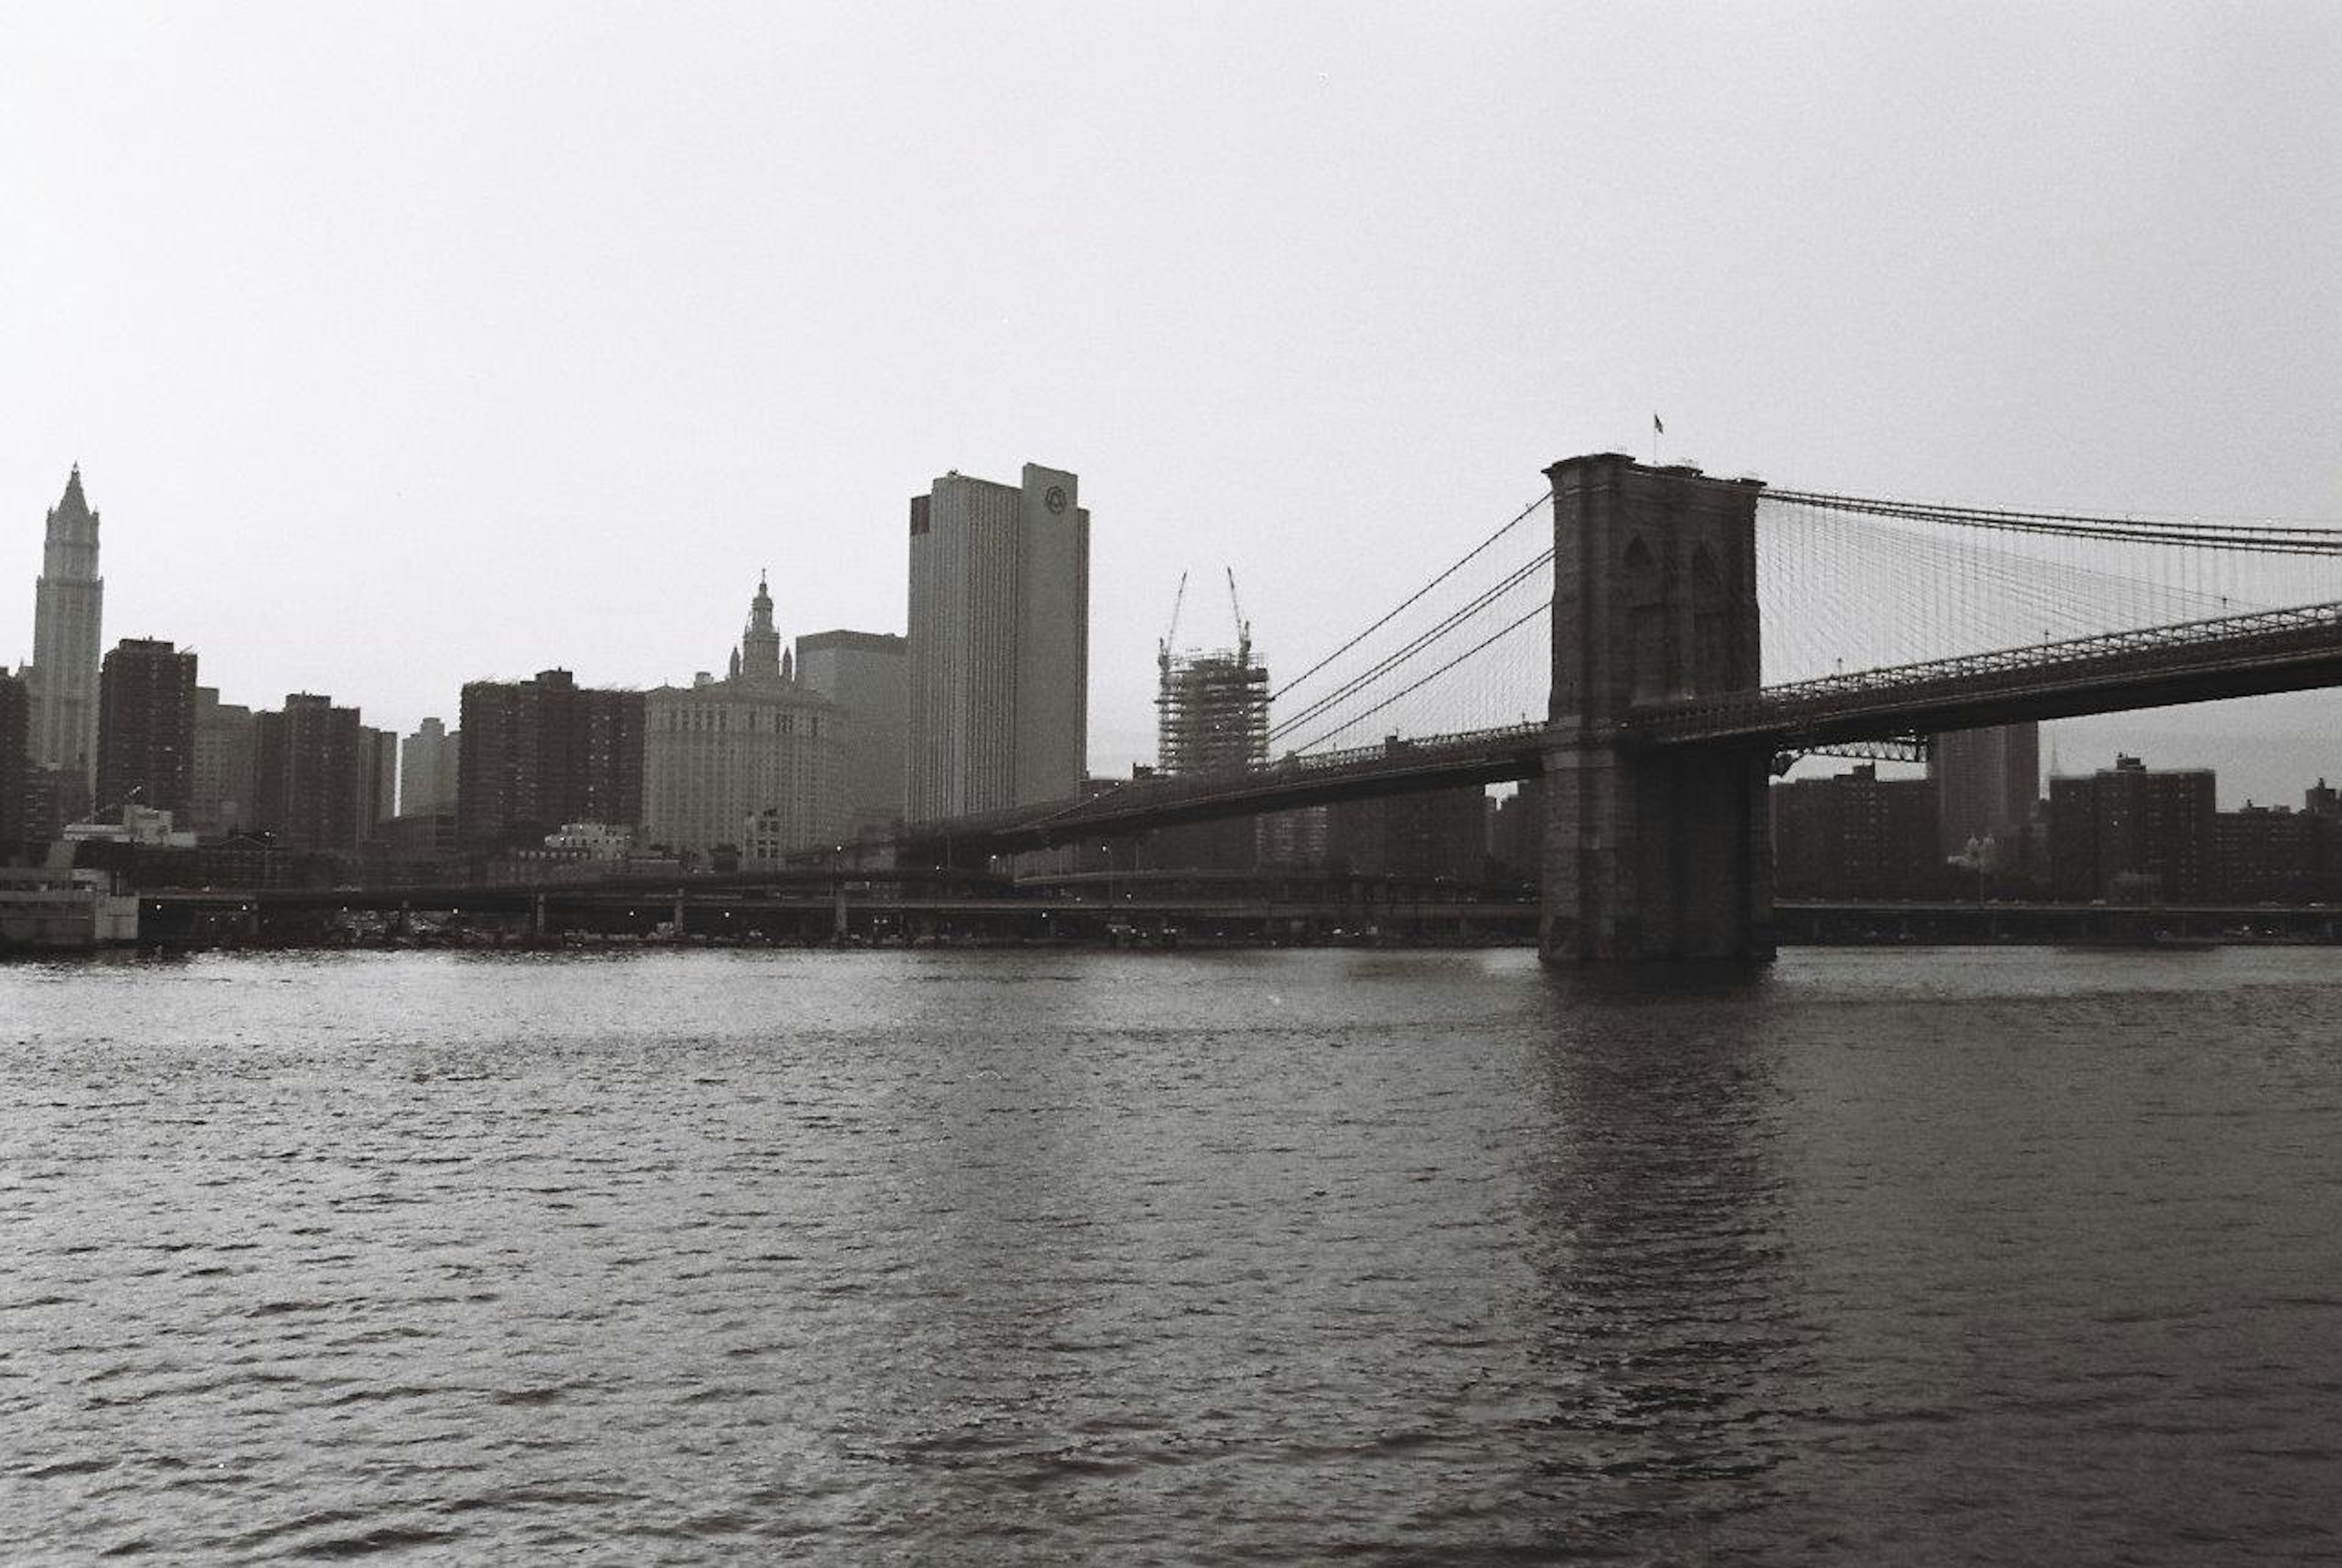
[[6, 2, 2340, 800]]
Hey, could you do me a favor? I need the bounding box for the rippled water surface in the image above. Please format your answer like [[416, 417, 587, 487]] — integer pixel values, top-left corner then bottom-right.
[[5, 947, 2341, 1563]]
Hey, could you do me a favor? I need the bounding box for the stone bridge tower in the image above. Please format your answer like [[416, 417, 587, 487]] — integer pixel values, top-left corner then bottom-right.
[[1541, 454, 1773, 962]]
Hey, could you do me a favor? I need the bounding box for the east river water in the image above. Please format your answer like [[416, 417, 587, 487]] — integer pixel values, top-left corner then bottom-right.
[[4, 947, 2340, 1564]]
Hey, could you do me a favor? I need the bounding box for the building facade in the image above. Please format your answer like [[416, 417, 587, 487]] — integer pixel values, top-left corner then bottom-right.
[[0, 670, 26, 850], [1930, 722, 2040, 858], [457, 669, 644, 850], [643, 578, 847, 861], [399, 717, 460, 817], [906, 463, 1089, 822], [1155, 632, 1269, 870], [26, 466, 104, 787], [1489, 779, 1544, 883], [2212, 803, 2320, 903], [357, 725, 398, 836], [252, 693, 365, 853], [795, 629, 907, 842], [189, 687, 257, 837], [1257, 803, 1331, 870], [1325, 781, 1489, 882], [21, 765, 78, 848], [95, 637, 198, 820], [1311, 739, 1489, 881], [1771, 764, 1943, 898], [2047, 754, 2216, 903]]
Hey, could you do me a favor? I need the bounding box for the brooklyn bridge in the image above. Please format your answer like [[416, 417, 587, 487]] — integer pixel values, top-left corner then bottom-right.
[[897, 452, 2342, 961], [160, 453, 2342, 964]]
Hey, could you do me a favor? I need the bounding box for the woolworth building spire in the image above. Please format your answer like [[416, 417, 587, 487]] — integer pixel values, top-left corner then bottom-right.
[[29, 464, 105, 785]]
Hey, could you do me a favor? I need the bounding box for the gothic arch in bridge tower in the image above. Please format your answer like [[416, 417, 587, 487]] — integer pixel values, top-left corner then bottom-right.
[[1622, 533, 1668, 701]]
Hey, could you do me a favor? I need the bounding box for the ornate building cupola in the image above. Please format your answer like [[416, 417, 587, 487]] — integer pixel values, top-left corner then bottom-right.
[[740, 570, 782, 681]]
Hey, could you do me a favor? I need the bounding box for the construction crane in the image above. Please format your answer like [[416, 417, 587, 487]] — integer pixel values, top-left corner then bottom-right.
[[1225, 566, 1250, 664], [1158, 569, 1189, 675]]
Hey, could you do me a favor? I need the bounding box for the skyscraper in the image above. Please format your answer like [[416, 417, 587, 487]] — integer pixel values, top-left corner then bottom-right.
[[356, 725, 398, 832], [27, 466, 104, 787], [906, 464, 1089, 822], [253, 693, 365, 853], [1931, 721, 2040, 857], [0, 671, 27, 849], [457, 668, 644, 850], [189, 687, 257, 837], [1155, 618, 1269, 869], [95, 637, 198, 818], [399, 717, 460, 817], [796, 629, 907, 842], [643, 577, 847, 861], [2047, 753, 2215, 902]]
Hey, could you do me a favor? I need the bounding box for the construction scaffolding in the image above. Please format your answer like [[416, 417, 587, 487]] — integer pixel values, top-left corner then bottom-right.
[[1155, 569, 1270, 778], [1156, 645, 1269, 776], [1153, 572, 1275, 869]]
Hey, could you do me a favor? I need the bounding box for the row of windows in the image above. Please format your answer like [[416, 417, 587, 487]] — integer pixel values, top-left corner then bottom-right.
[[653, 708, 825, 736]]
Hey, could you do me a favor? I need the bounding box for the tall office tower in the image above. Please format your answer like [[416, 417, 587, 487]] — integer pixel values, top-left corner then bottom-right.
[[95, 638, 198, 819], [0, 670, 27, 848], [1155, 618, 1269, 869], [252, 693, 365, 852], [1931, 721, 2040, 857], [906, 463, 1089, 822], [356, 725, 398, 832], [796, 629, 907, 842], [27, 466, 104, 786], [189, 687, 257, 836], [643, 578, 847, 861], [398, 717, 460, 817], [457, 668, 644, 850]]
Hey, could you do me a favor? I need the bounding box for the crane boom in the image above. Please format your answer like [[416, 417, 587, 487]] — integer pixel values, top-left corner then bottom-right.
[[1159, 569, 1189, 670]]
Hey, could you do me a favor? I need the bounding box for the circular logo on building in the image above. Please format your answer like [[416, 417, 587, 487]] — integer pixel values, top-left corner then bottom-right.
[[1044, 485, 1067, 514]]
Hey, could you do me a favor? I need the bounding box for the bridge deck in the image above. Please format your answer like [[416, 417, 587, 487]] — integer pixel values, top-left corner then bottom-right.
[[1639, 599, 2342, 748], [892, 601, 2342, 854], [908, 723, 1549, 853]]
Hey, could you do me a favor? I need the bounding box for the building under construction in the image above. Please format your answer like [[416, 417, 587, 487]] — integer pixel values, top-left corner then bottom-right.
[[1153, 571, 1272, 869]]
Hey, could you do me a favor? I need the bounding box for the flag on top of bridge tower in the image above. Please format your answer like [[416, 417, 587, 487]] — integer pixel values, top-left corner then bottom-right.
[[1653, 412, 1664, 435]]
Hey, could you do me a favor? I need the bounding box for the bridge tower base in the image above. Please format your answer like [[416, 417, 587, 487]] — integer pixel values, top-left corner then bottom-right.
[[1538, 454, 1775, 964]]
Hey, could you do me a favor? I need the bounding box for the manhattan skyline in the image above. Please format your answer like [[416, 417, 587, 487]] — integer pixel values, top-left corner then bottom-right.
[[7, 4, 2341, 797]]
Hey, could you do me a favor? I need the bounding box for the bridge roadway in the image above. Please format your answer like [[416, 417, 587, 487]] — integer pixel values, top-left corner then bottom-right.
[[1638, 598, 2342, 750], [903, 723, 1552, 854], [905, 598, 2342, 855]]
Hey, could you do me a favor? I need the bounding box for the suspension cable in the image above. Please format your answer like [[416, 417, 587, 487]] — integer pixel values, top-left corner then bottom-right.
[[1270, 489, 1552, 703], [1734, 481, 2342, 553], [1267, 549, 1553, 742], [1288, 598, 1552, 754]]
